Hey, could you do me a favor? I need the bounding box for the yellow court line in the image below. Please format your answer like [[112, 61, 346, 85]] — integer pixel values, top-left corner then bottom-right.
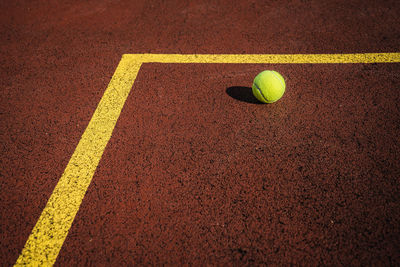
[[15, 56, 142, 266], [15, 52, 400, 266], [128, 52, 400, 64]]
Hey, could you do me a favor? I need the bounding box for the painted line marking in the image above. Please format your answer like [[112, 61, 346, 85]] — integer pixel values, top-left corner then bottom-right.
[[15, 56, 142, 266], [15, 52, 400, 266], [128, 52, 400, 63]]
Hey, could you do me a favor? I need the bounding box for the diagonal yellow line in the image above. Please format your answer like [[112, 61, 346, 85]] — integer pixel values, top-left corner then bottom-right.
[[15, 52, 400, 266], [15, 55, 142, 266]]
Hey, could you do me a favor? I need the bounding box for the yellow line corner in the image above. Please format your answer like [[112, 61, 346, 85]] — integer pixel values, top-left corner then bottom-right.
[[15, 52, 400, 266]]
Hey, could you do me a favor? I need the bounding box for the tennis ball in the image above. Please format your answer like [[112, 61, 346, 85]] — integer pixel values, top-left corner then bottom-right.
[[252, 70, 286, 103]]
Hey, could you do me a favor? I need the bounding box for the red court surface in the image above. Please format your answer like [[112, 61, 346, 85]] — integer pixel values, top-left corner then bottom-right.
[[1, 0, 400, 265], [56, 63, 400, 265]]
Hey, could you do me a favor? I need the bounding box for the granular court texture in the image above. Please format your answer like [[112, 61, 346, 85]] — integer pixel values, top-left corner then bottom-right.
[[1, 0, 399, 265]]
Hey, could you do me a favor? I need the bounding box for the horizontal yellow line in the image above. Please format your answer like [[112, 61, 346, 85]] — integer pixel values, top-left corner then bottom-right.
[[125, 53, 400, 64]]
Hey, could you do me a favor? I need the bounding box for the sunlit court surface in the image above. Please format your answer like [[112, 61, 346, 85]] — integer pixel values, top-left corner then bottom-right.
[[1, 1, 400, 266]]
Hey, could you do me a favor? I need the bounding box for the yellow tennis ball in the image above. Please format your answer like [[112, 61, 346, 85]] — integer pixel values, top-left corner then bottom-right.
[[252, 70, 286, 103]]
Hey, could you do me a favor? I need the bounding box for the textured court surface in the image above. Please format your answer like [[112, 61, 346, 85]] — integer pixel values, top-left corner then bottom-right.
[[1, 0, 400, 265]]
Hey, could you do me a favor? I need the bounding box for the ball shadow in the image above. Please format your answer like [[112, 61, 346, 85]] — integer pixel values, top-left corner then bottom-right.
[[226, 86, 263, 104]]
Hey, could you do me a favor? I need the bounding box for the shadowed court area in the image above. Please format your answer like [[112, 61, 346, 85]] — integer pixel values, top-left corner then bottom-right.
[[226, 86, 263, 104]]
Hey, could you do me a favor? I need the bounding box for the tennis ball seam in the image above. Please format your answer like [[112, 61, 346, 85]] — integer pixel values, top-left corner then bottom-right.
[[254, 82, 268, 102], [271, 71, 285, 88]]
